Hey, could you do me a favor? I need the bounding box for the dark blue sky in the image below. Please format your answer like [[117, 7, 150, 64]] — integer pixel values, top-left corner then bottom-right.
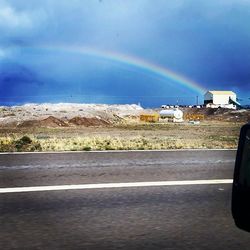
[[0, 0, 250, 107]]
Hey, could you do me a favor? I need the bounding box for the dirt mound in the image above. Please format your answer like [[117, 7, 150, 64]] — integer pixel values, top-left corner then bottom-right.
[[202, 108, 250, 122], [15, 116, 110, 128], [40, 116, 68, 127], [17, 116, 68, 128], [17, 120, 41, 128], [183, 107, 250, 122], [69, 116, 110, 127]]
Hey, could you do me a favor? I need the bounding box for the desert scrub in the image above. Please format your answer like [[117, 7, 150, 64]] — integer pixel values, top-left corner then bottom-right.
[[0, 120, 241, 151], [206, 135, 238, 148], [36, 134, 51, 139], [0, 131, 239, 151], [35, 136, 178, 151], [0, 136, 16, 152], [0, 135, 42, 152], [116, 123, 173, 131]]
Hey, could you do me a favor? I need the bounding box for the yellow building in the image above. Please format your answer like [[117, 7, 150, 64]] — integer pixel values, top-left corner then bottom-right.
[[140, 114, 159, 123]]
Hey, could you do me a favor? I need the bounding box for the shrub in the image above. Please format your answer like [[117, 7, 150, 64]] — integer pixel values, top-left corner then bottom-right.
[[14, 136, 32, 151], [13, 136, 42, 152], [19, 136, 32, 144], [83, 146, 92, 151]]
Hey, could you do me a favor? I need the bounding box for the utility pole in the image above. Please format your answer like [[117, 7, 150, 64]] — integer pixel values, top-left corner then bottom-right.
[[196, 96, 199, 106]]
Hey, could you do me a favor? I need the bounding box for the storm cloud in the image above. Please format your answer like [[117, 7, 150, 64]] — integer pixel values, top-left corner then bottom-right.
[[0, 0, 250, 106]]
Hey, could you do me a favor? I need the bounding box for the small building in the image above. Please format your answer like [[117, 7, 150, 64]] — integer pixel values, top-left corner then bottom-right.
[[140, 114, 159, 123], [204, 91, 240, 109]]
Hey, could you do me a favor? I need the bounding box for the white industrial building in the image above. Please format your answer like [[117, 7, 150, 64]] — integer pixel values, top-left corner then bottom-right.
[[204, 91, 240, 109]]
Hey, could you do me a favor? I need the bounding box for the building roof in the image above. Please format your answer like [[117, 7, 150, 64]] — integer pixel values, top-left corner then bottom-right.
[[206, 91, 236, 95]]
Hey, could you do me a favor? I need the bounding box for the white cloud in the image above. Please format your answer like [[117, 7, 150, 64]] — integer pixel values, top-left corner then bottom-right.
[[0, 1, 32, 29], [0, 47, 14, 60], [0, 48, 5, 58]]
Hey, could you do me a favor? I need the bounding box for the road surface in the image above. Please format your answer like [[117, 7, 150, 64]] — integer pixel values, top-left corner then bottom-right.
[[0, 150, 250, 249]]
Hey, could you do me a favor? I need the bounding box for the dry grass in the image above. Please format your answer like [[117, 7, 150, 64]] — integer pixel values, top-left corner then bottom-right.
[[0, 121, 243, 152]]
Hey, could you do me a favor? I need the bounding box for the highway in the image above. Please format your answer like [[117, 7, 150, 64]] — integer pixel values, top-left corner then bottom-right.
[[1, 150, 250, 249]]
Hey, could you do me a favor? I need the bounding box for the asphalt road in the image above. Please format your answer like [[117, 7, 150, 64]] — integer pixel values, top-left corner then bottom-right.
[[1, 150, 250, 250]]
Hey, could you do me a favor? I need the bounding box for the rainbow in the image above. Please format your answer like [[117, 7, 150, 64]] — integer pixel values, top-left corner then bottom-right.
[[28, 45, 207, 94]]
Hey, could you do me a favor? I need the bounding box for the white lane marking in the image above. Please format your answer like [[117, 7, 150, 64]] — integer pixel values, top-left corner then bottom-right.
[[0, 149, 236, 155], [0, 179, 233, 194]]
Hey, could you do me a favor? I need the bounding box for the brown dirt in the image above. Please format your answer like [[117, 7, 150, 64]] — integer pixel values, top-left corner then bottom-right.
[[40, 116, 69, 127], [68, 116, 110, 126], [2, 116, 111, 128], [18, 116, 68, 128], [183, 108, 250, 123], [1, 107, 249, 129], [17, 120, 41, 128]]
